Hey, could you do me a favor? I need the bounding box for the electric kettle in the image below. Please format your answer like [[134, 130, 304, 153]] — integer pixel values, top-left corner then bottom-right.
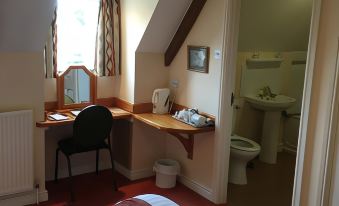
[[152, 88, 170, 114]]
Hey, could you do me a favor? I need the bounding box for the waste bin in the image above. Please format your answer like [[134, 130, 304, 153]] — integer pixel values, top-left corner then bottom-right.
[[153, 159, 180, 188]]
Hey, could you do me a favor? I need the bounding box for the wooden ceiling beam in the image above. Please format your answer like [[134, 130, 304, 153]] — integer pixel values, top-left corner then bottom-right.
[[164, 0, 207, 66]]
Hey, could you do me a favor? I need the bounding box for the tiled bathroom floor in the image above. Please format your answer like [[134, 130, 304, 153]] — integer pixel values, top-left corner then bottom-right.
[[227, 152, 296, 206]]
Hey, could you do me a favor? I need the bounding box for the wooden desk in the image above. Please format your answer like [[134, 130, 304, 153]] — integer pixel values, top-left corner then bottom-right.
[[37, 107, 215, 160], [134, 113, 215, 159], [36, 107, 132, 127]]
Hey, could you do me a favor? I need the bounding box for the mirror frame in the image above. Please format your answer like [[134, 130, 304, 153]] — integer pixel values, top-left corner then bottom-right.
[[57, 65, 97, 109]]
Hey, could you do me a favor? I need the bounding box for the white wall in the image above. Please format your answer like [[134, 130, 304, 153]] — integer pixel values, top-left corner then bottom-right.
[[238, 0, 313, 52], [233, 0, 312, 146], [234, 51, 307, 142]]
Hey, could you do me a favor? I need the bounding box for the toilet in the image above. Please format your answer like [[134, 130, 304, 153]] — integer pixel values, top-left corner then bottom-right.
[[229, 134, 261, 185]]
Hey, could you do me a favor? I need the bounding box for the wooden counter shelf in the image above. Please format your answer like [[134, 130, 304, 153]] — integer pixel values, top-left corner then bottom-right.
[[37, 106, 215, 160], [36, 107, 132, 128], [133, 113, 215, 159]]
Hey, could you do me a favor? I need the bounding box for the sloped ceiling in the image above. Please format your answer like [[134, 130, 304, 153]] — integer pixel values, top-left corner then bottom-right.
[[0, 0, 190, 53], [0, 0, 56, 52], [137, 0, 192, 53]]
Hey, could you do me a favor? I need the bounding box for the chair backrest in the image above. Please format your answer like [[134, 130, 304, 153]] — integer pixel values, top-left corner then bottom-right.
[[73, 105, 113, 149]]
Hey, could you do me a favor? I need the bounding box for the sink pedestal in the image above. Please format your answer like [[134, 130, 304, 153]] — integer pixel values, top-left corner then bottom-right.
[[245, 94, 296, 164], [259, 111, 281, 164]]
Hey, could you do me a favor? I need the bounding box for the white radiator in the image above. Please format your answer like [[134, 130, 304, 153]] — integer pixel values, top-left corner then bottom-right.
[[0, 110, 33, 196]]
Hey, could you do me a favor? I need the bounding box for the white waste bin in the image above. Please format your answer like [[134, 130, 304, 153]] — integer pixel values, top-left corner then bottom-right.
[[153, 159, 180, 188]]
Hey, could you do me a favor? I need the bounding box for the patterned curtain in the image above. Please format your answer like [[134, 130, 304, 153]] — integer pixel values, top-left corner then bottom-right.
[[95, 0, 121, 77], [44, 8, 58, 79], [52, 8, 58, 78]]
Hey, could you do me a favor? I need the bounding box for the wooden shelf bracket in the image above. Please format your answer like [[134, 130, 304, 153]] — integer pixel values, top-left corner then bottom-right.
[[169, 132, 194, 159]]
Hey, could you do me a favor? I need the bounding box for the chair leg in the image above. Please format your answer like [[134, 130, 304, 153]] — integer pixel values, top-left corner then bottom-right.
[[66, 155, 75, 202], [96, 149, 99, 175], [54, 148, 60, 183], [108, 147, 118, 191]]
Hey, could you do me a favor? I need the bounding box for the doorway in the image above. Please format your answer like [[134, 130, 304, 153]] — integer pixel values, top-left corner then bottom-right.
[[212, 0, 322, 204], [227, 1, 313, 205]]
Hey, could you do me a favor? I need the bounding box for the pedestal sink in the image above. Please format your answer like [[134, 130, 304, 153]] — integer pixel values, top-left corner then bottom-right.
[[245, 94, 296, 164]]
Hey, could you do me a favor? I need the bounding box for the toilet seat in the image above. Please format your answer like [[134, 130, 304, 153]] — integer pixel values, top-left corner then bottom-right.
[[231, 135, 261, 152]]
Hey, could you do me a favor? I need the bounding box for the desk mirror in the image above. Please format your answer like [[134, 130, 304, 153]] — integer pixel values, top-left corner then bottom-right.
[[57, 66, 96, 109]]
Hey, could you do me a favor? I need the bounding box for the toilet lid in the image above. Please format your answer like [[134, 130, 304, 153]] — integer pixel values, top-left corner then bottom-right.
[[231, 135, 261, 152]]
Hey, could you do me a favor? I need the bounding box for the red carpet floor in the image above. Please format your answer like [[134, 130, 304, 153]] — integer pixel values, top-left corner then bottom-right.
[[32, 170, 225, 206]]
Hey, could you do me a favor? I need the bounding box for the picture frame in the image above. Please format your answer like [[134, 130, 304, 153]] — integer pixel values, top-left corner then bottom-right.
[[187, 45, 210, 73]]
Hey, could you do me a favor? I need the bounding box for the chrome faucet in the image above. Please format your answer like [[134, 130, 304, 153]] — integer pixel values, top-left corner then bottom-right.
[[258, 86, 276, 99]]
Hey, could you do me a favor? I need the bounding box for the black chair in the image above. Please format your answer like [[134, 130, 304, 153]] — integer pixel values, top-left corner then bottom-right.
[[54, 105, 118, 201]]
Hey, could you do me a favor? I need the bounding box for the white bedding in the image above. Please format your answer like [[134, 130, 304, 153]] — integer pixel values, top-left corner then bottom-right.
[[134, 194, 179, 206]]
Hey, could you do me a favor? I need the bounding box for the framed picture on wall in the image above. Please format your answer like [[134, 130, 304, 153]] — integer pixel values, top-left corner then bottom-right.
[[187, 45, 210, 73]]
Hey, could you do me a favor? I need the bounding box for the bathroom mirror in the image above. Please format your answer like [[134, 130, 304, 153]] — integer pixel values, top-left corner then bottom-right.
[[57, 66, 96, 109]]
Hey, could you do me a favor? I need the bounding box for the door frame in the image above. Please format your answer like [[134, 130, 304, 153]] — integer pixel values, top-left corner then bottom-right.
[[321, 39, 339, 206], [212, 0, 322, 204]]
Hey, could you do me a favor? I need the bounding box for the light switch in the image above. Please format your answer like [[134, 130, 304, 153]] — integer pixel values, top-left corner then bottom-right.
[[214, 49, 222, 59], [170, 80, 179, 88]]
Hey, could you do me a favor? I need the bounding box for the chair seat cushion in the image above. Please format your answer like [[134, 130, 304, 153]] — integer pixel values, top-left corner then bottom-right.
[[58, 137, 109, 155]]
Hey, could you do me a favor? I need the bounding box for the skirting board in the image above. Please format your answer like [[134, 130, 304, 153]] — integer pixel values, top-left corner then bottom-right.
[[48, 160, 155, 182], [115, 163, 214, 202], [277, 142, 284, 152], [178, 175, 214, 202], [48, 161, 213, 202], [0, 190, 48, 206], [114, 162, 155, 181], [46, 160, 113, 181], [283, 146, 297, 155]]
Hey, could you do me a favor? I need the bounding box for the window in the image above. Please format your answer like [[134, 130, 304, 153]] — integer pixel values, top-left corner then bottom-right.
[[57, 0, 100, 73]]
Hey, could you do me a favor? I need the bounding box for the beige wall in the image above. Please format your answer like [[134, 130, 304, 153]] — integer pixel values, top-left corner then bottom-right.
[[44, 0, 159, 103], [134, 52, 169, 103], [44, 124, 113, 180], [124, 0, 225, 190], [44, 77, 116, 102], [131, 121, 166, 171], [165, 0, 226, 189], [44, 0, 225, 200], [44, 0, 161, 181], [44, 75, 117, 180], [329, 122, 339, 206], [238, 0, 313, 52], [168, 1, 224, 116], [0, 52, 46, 193], [116, 0, 159, 103], [0, 0, 55, 52], [300, 0, 339, 205], [44, 79, 57, 102]]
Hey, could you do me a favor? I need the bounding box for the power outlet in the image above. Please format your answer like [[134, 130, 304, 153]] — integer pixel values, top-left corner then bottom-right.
[[170, 80, 179, 88]]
